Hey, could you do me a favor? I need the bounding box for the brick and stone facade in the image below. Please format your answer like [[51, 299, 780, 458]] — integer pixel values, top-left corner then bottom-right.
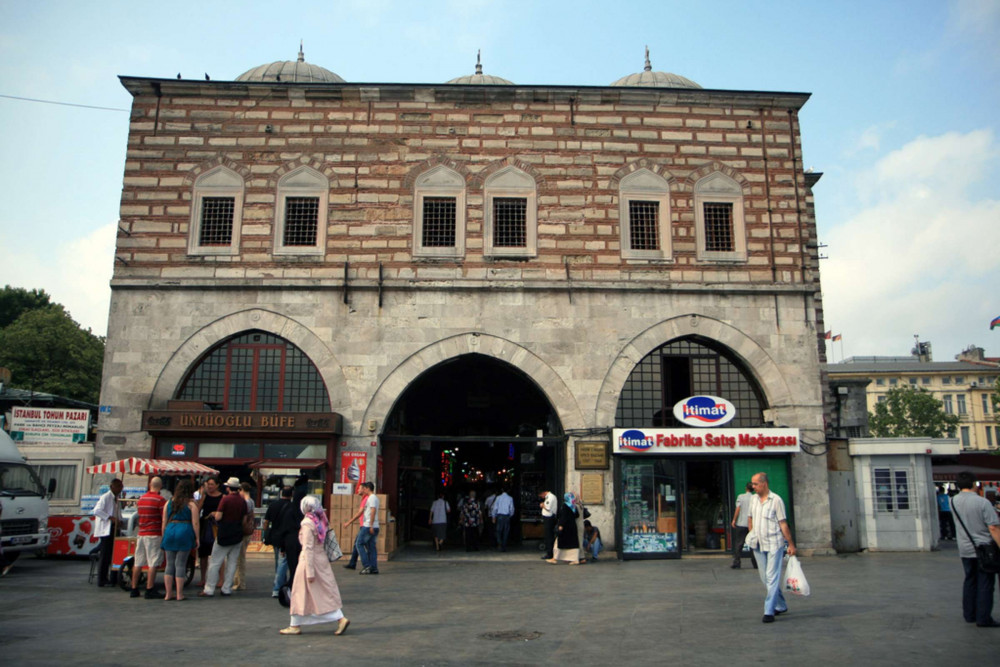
[[98, 66, 832, 553]]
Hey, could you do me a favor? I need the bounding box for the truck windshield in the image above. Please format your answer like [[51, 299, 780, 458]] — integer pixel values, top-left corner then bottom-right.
[[0, 463, 46, 496]]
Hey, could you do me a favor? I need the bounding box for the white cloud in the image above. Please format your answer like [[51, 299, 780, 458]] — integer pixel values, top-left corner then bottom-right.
[[845, 122, 896, 157], [821, 129, 1000, 358], [0, 222, 115, 336]]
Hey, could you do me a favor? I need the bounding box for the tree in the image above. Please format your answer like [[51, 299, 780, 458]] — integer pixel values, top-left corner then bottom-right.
[[0, 305, 104, 404], [0, 285, 51, 329], [869, 385, 960, 438]]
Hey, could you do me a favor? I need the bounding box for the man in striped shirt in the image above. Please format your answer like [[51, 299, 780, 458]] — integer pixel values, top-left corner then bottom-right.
[[747, 472, 797, 624], [132, 476, 167, 598]]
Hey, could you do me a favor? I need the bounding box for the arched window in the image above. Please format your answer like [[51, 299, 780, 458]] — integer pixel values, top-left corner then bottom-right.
[[694, 172, 746, 262], [188, 166, 244, 256], [615, 338, 765, 427], [484, 166, 537, 258], [619, 169, 671, 261], [274, 166, 329, 256], [412, 165, 466, 259], [177, 331, 329, 412]]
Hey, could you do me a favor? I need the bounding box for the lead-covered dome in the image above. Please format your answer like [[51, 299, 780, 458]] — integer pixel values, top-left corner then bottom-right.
[[610, 47, 701, 89], [236, 43, 345, 83], [446, 51, 513, 85]]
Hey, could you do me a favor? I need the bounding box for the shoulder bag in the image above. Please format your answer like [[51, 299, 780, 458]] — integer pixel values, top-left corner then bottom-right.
[[323, 526, 343, 562], [953, 501, 1000, 574]]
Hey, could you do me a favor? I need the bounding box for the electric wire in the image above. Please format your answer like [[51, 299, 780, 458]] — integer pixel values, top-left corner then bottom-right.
[[0, 93, 129, 112]]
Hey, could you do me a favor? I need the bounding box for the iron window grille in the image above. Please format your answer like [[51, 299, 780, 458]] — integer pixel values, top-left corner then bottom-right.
[[703, 202, 734, 252], [874, 468, 910, 512], [422, 197, 457, 247], [628, 200, 660, 251], [199, 197, 235, 246], [493, 197, 527, 248], [178, 331, 329, 412], [283, 197, 319, 246]]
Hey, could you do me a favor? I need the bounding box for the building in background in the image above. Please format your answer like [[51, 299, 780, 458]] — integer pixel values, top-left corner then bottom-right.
[[826, 344, 1000, 451], [96, 47, 833, 558]]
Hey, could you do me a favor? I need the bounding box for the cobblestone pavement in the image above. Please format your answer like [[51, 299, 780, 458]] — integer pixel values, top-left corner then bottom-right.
[[1, 542, 997, 665]]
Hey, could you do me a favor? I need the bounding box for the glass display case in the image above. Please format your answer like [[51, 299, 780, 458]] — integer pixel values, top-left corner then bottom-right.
[[620, 459, 680, 559]]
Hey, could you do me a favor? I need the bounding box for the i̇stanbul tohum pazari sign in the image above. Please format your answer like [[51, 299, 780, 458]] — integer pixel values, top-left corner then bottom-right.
[[612, 428, 800, 455], [10, 406, 90, 443]]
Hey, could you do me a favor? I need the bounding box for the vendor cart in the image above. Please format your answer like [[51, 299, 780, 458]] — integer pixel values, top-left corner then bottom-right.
[[85, 458, 219, 590]]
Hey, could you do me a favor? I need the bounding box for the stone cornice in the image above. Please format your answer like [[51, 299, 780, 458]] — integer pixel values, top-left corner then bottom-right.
[[118, 76, 811, 111]]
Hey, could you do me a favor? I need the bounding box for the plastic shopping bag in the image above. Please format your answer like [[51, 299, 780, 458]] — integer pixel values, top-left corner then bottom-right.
[[783, 555, 810, 596]]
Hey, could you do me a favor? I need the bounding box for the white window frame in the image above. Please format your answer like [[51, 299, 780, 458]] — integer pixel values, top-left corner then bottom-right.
[[484, 166, 537, 258], [873, 466, 911, 514], [618, 169, 672, 261], [413, 165, 466, 259], [960, 426, 970, 448], [957, 394, 967, 415], [943, 394, 953, 414], [188, 166, 244, 256], [694, 172, 747, 262], [273, 166, 329, 257]]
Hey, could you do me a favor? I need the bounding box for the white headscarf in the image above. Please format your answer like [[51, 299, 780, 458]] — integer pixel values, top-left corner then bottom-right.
[[300, 495, 328, 541]]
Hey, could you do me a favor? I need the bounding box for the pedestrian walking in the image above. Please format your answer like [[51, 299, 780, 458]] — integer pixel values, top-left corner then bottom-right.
[[548, 492, 581, 565], [746, 472, 797, 624], [490, 487, 515, 552], [131, 476, 167, 598], [429, 491, 451, 551], [161, 479, 199, 601], [460, 489, 483, 552], [730, 481, 757, 569], [937, 486, 956, 541], [263, 486, 293, 598], [233, 482, 255, 590], [195, 476, 223, 587], [199, 477, 248, 597], [951, 471, 1000, 628], [279, 495, 350, 636]]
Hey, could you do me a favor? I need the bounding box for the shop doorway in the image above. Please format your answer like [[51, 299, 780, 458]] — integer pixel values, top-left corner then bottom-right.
[[381, 354, 564, 553], [684, 460, 729, 554]]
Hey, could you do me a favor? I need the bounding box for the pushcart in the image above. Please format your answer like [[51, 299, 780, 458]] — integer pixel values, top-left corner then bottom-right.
[[86, 457, 219, 591]]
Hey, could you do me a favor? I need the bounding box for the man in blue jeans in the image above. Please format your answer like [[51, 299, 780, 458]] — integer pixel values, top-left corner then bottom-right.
[[746, 472, 797, 624], [490, 487, 515, 551], [356, 482, 380, 575]]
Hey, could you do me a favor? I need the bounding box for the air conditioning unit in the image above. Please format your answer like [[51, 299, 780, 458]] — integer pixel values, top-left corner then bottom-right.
[[970, 381, 978, 388]]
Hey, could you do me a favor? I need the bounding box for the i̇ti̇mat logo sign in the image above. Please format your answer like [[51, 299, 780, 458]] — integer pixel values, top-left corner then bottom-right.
[[673, 395, 736, 427]]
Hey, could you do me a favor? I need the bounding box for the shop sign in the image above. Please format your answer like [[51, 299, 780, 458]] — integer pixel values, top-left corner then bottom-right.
[[142, 410, 342, 434], [613, 428, 800, 455], [10, 406, 90, 443], [673, 395, 736, 427]]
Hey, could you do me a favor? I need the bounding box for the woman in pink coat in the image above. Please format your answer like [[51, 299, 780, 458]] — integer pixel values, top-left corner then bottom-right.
[[279, 495, 350, 636]]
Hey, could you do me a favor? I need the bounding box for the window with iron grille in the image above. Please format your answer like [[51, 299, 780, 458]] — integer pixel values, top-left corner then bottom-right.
[[177, 331, 330, 412], [874, 467, 910, 513], [199, 197, 235, 246], [493, 198, 527, 248], [615, 338, 764, 428], [628, 200, 660, 251], [703, 202, 734, 252], [422, 197, 457, 247], [282, 197, 319, 246]]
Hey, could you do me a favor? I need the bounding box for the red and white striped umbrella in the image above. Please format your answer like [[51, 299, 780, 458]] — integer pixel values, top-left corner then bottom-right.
[[86, 457, 219, 476]]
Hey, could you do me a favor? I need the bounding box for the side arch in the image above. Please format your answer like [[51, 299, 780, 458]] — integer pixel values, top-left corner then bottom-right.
[[595, 314, 795, 426], [148, 309, 351, 417], [363, 333, 587, 433]]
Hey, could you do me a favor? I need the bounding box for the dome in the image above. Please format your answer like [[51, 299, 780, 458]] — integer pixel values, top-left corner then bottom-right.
[[446, 51, 513, 85], [236, 43, 345, 83], [610, 47, 701, 89]]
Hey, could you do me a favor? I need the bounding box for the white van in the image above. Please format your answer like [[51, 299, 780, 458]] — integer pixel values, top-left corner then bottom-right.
[[1, 429, 54, 569]]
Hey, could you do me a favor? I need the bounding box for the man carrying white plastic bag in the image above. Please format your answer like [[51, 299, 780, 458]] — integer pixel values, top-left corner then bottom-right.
[[784, 555, 810, 597], [746, 472, 798, 624]]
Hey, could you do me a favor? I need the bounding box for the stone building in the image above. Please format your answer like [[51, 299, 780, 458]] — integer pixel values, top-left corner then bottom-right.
[[97, 47, 833, 556]]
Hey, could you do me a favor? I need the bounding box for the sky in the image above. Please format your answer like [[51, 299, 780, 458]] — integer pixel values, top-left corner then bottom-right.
[[1, 0, 998, 363]]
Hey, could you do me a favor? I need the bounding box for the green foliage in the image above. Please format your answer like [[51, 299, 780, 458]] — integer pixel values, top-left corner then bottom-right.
[[869, 385, 960, 438], [0, 285, 52, 329], [993, 377, 1000, 426], [0, 304, 104, 404]]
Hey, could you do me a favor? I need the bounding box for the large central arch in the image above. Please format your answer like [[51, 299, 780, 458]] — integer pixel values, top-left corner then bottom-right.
[[362, 333, 586, 434]]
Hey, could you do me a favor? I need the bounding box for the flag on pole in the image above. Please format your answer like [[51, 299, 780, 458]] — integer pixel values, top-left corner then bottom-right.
[[832, 334, 842, 342], [991, 316, 1000, 330], [824, 331, 832, 339]]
